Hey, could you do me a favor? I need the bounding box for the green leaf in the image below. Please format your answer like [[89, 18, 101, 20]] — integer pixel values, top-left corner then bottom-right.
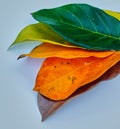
[[10, 23, 75, 48], [104, 10, 120, 21], [32, 4, 120, 51]]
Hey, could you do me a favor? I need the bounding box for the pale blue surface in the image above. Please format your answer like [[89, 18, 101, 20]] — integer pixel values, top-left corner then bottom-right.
[[0, 0, 120, 129]]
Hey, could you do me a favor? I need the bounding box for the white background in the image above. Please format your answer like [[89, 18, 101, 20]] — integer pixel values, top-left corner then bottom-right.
[[0, 0, 120, 129]]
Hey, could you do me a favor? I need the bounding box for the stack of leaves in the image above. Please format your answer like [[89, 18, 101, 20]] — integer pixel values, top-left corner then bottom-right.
[[10, 4, 120, 121]]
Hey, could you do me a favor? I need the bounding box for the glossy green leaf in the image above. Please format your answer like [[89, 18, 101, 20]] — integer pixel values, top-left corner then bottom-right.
[[104, 10, 120, 21], [32, 4, 120, 51], [10, 23, 75, 48]]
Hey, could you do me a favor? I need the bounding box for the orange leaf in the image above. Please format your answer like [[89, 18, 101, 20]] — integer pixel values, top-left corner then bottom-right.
[[38, 61, 120, 121], [34, 52, 120, 100], [18, 43, 114, 59]]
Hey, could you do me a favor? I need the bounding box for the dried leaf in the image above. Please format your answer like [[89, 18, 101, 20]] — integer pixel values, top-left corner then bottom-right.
[[37, 94, 65, 121], [38, 61, 120, 121], [34, 52, 120, 100], [18, 43, 114, 59]]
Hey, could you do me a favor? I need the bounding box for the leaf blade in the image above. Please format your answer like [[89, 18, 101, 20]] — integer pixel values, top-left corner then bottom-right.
[[37, 61, 120, 121], [104, 10, 120, 21], [32, 4, 120, 50], [10, 23, 75, 48], [34, 52, 120, 100], [18, 43, 114, 59]]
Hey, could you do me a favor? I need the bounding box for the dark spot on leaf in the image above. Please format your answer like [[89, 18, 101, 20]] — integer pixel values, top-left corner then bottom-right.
[[48, 87, 55, 92], [72, 76, 77, 83]]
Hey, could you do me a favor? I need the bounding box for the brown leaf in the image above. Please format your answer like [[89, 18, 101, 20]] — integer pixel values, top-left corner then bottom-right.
[[37, 61, 120, 121]]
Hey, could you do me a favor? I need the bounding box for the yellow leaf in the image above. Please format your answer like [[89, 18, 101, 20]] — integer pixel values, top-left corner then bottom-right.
[[18, 43, 114, 59], [34, 52, 120, 100], [10, 23, 76, 48]]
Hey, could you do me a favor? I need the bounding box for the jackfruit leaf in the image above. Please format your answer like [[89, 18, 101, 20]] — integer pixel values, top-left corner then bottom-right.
[[38, 61, 120, 121], [10, 8, 120, 50], [104, 10, 120, 21], [32, 4, 120, 50], [10, 23, 74, 48], [18, 43, 114, 60], [34, 52, 120, 100]]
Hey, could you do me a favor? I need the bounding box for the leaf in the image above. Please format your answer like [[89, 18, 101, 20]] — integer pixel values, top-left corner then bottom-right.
[[10, 8, 120, 50], [18, 43, 114, 60], [104, 10, 120, 21], [37, 94, 65, 121], [32, 4, 120, 51], [38, 61, 120, 121], [10, 23, 74, 48], [34, 52, 120, 100]]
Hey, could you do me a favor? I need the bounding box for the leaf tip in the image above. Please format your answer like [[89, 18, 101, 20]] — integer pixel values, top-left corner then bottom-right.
[[17, 54, 26, 60], [7, 43, 14, 51]]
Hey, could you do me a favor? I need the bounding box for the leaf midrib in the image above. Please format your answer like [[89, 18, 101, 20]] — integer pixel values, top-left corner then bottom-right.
[[42, 13, 120, 41]]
